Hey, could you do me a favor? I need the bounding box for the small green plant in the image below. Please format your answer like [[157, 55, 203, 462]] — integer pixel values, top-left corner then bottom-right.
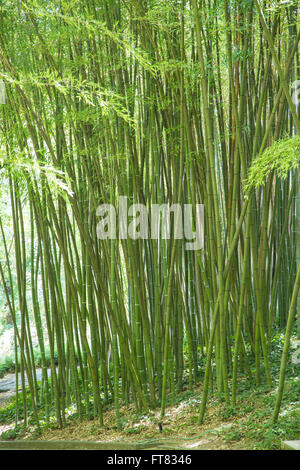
[[0, 425, 25, 440], [125, 426, 143, 435], [223, 428, 244, 443], [220, 406, 238, 420]]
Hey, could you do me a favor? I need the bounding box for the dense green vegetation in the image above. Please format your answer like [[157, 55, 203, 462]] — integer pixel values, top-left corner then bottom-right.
[[0, 0, 299, 446]]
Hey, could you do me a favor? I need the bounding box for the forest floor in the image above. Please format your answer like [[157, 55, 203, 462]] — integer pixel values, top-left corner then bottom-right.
[[1, 373, 300, 450]]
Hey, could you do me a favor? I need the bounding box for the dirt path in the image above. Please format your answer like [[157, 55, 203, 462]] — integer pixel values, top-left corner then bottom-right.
[[0, 369, 47, 393], [0, 369, 51, 409], [0, 435, 244, 450]]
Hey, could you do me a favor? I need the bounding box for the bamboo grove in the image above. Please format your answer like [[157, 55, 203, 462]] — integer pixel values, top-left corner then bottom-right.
[[0, 0, 299, 431]]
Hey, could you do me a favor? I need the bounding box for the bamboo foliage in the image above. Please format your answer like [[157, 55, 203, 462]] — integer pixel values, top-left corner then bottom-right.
[[0, 0, 299, 429]]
